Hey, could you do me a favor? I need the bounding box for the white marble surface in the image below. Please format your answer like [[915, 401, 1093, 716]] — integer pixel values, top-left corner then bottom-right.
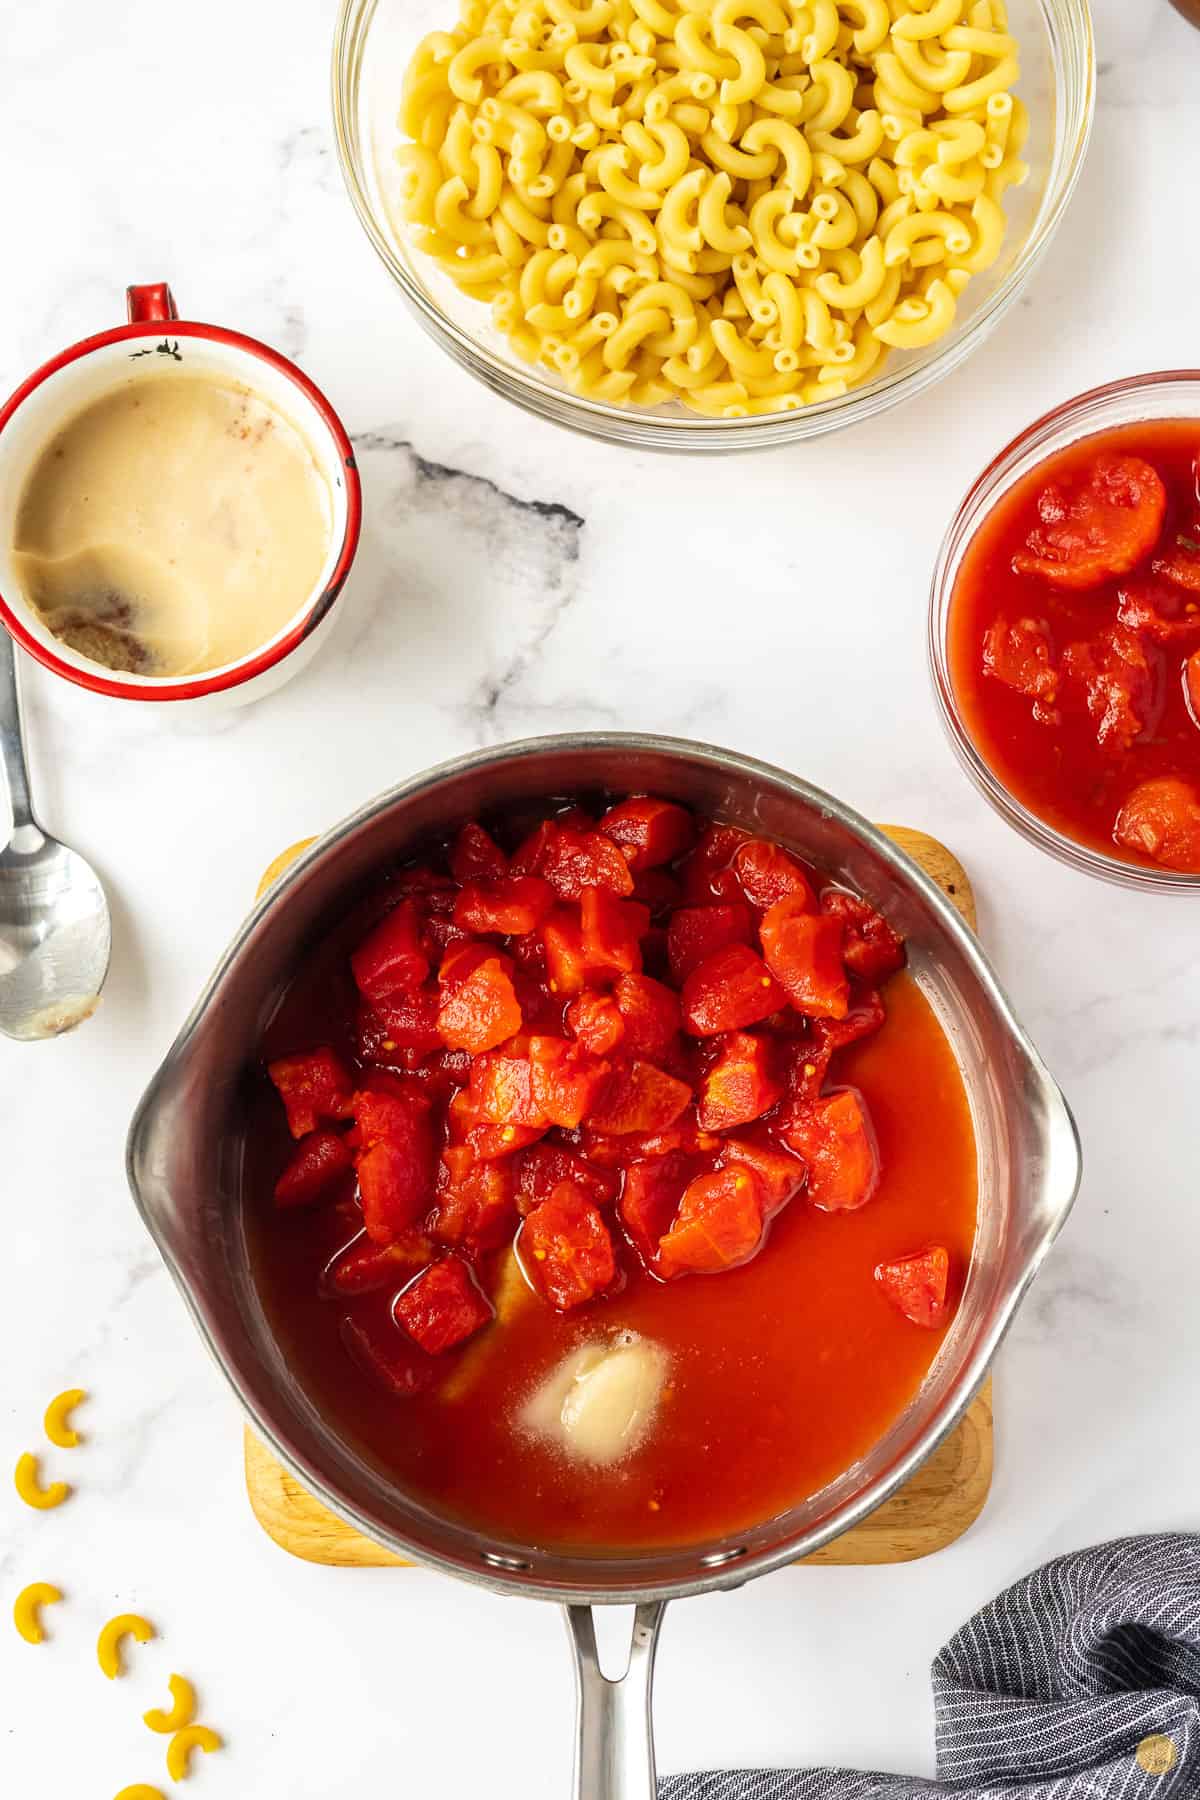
[[2, 2, 1199, 1794]]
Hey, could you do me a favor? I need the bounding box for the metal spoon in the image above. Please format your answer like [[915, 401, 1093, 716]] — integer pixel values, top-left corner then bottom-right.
[[0, 630, 111, 1039]]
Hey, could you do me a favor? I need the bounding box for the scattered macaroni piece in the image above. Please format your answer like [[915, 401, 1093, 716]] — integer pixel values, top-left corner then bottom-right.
[[97, 1612, 157, 1679], [144, 1674, 197, 1735], [13, 1451, 70, 1510], [43, 1387, 88, 1450], [392, 0, 1026, 414], [114, 1787, 166, 1800], [167, 1726, 223, 1781], [13, 1582, 63, 1645]]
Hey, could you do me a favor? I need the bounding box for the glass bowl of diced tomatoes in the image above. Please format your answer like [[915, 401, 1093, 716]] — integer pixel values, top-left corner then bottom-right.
[[931, 372, 1200, 890]]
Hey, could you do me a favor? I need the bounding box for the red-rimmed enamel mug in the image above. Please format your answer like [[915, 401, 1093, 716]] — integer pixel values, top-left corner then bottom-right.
[[0, 283, 362, 707]]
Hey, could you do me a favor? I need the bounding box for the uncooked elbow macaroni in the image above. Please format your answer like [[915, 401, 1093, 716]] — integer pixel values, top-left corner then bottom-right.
[[392, 0, 1025, 414], [13, 1582, 63, 1645], [13, 1451, 70, 1511], [43, 1388, 87, 1450], [144, 1674, 198, 1735], [97, 1612, 157, 1679], [166, 1726, 223, 1781]]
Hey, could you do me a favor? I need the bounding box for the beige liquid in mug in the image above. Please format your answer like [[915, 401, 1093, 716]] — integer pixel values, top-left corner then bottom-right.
[[12, 373, 335, 676]]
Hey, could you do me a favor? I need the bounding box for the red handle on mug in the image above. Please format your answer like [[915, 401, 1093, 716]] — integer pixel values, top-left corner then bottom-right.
[[126, 283, 178, 324]]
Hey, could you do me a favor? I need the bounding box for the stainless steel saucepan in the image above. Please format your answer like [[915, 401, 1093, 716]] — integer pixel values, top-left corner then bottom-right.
[[126, 732, 1082, 1798]]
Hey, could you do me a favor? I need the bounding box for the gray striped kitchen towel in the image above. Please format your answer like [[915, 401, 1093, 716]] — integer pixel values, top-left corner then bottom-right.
[[661, 1533, 1200, 1799]]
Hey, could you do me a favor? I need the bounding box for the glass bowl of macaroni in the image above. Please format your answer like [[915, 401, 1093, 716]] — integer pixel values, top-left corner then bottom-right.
[[333, 0, 1093, 450]]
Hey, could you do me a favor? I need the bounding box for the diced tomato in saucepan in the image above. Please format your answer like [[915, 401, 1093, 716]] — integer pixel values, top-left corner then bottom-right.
[[658, 1167, 766, 1277], [760, 899, 849, 1019], [875, 1247, 951, 1329], [520, 1182, 616, 1310], [667, 901, 754, 984], [256, 793, 969, 1551], [732, 839, 817, 911], [274, 1130, 354, 1208], [268, 1046, 355, 1139], [450, 821, 508, 884], [394, 1258, 493, 1354], [781, 1089, 878, 1213], [682, 943, 786, 1035], [351, 898, 429, 1004], [599, 796, 696, 870]]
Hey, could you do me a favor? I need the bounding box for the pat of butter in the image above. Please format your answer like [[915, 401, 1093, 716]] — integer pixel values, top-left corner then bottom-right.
[[520, 1332, 667, 1466]]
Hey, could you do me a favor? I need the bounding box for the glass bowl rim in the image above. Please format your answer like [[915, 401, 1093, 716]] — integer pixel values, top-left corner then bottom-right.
[[928, 367, 1200, 892], [330, 0, 1096, 451]]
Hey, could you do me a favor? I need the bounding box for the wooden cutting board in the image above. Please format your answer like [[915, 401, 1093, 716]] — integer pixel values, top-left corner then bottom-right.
[[244, 825, 992, 1568]]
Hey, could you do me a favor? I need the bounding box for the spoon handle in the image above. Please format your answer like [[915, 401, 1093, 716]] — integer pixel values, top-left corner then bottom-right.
[[0, 629, 36, 832]]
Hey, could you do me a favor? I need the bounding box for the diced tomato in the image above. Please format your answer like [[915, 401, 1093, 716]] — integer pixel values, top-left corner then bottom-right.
[[268, 1046, 355, 1139], [470, 1121, 548, 1160], [819, 892, 905, 982], [719, 1138, 806, 1216], [509, 819, 557, 876], [679, 823, 751, 903], [587, 1059, 692, 1134], [1151, 537, 1200, 594], [1062, 625, 1158, 751], [432, 1147, 517, 1252], [580, 886, 649, 979], [795, 987, 887, 1095], [875, 1246, 950, 1329], [540, 824, 636, 900], [1113, 775, 1200, 872], [353, 1080, 436, 1245], [781, 1089, 878, 1213], [618, 1155, 692, 1261], [667, 902, 754, 985], [658, 1167, 765, 1278], [528, 1035, 612, 1128], [572, 1111, 717, 1165], [437, 947, 523, 1053], [598, 797, 696, 870], [733, 839, 817, 912], [697, 1032, 783, 1132], [1116, 578, 1200, 643], [632, 868, 683, 917], [514, 1143, 618, 1213], [393, 866, 457, 914], [981, 617, 1060, 723], [450, 820, 508, 883], [350, 898, 429, 1003], [681, 942, 786, 1035], [469, 1048, 548, 1127], [1012, 456, 1167, 590], [454, 875, 556, 936], [274, 1129, 354, 1208], [446, 1084, 478, 1145], [520, 1182, 616, 1310], [612, 972, 681, 1059], [352, 1073, 430, 1142], [401, 1047, 463, 1092], [542, 909, 591, 997], [760, 900, 849, 1020], [357, 988, 443, 1065], [509, 928, 547, 975], [323, 1230, 434, 1296], [340, 1314, 434, 1397], [394, 1257, 493, 1354], [566, 989, 626, 1055]]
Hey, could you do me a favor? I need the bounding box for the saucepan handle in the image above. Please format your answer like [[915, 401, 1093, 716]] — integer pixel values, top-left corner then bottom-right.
[[565, 1601, 665, 1800]]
